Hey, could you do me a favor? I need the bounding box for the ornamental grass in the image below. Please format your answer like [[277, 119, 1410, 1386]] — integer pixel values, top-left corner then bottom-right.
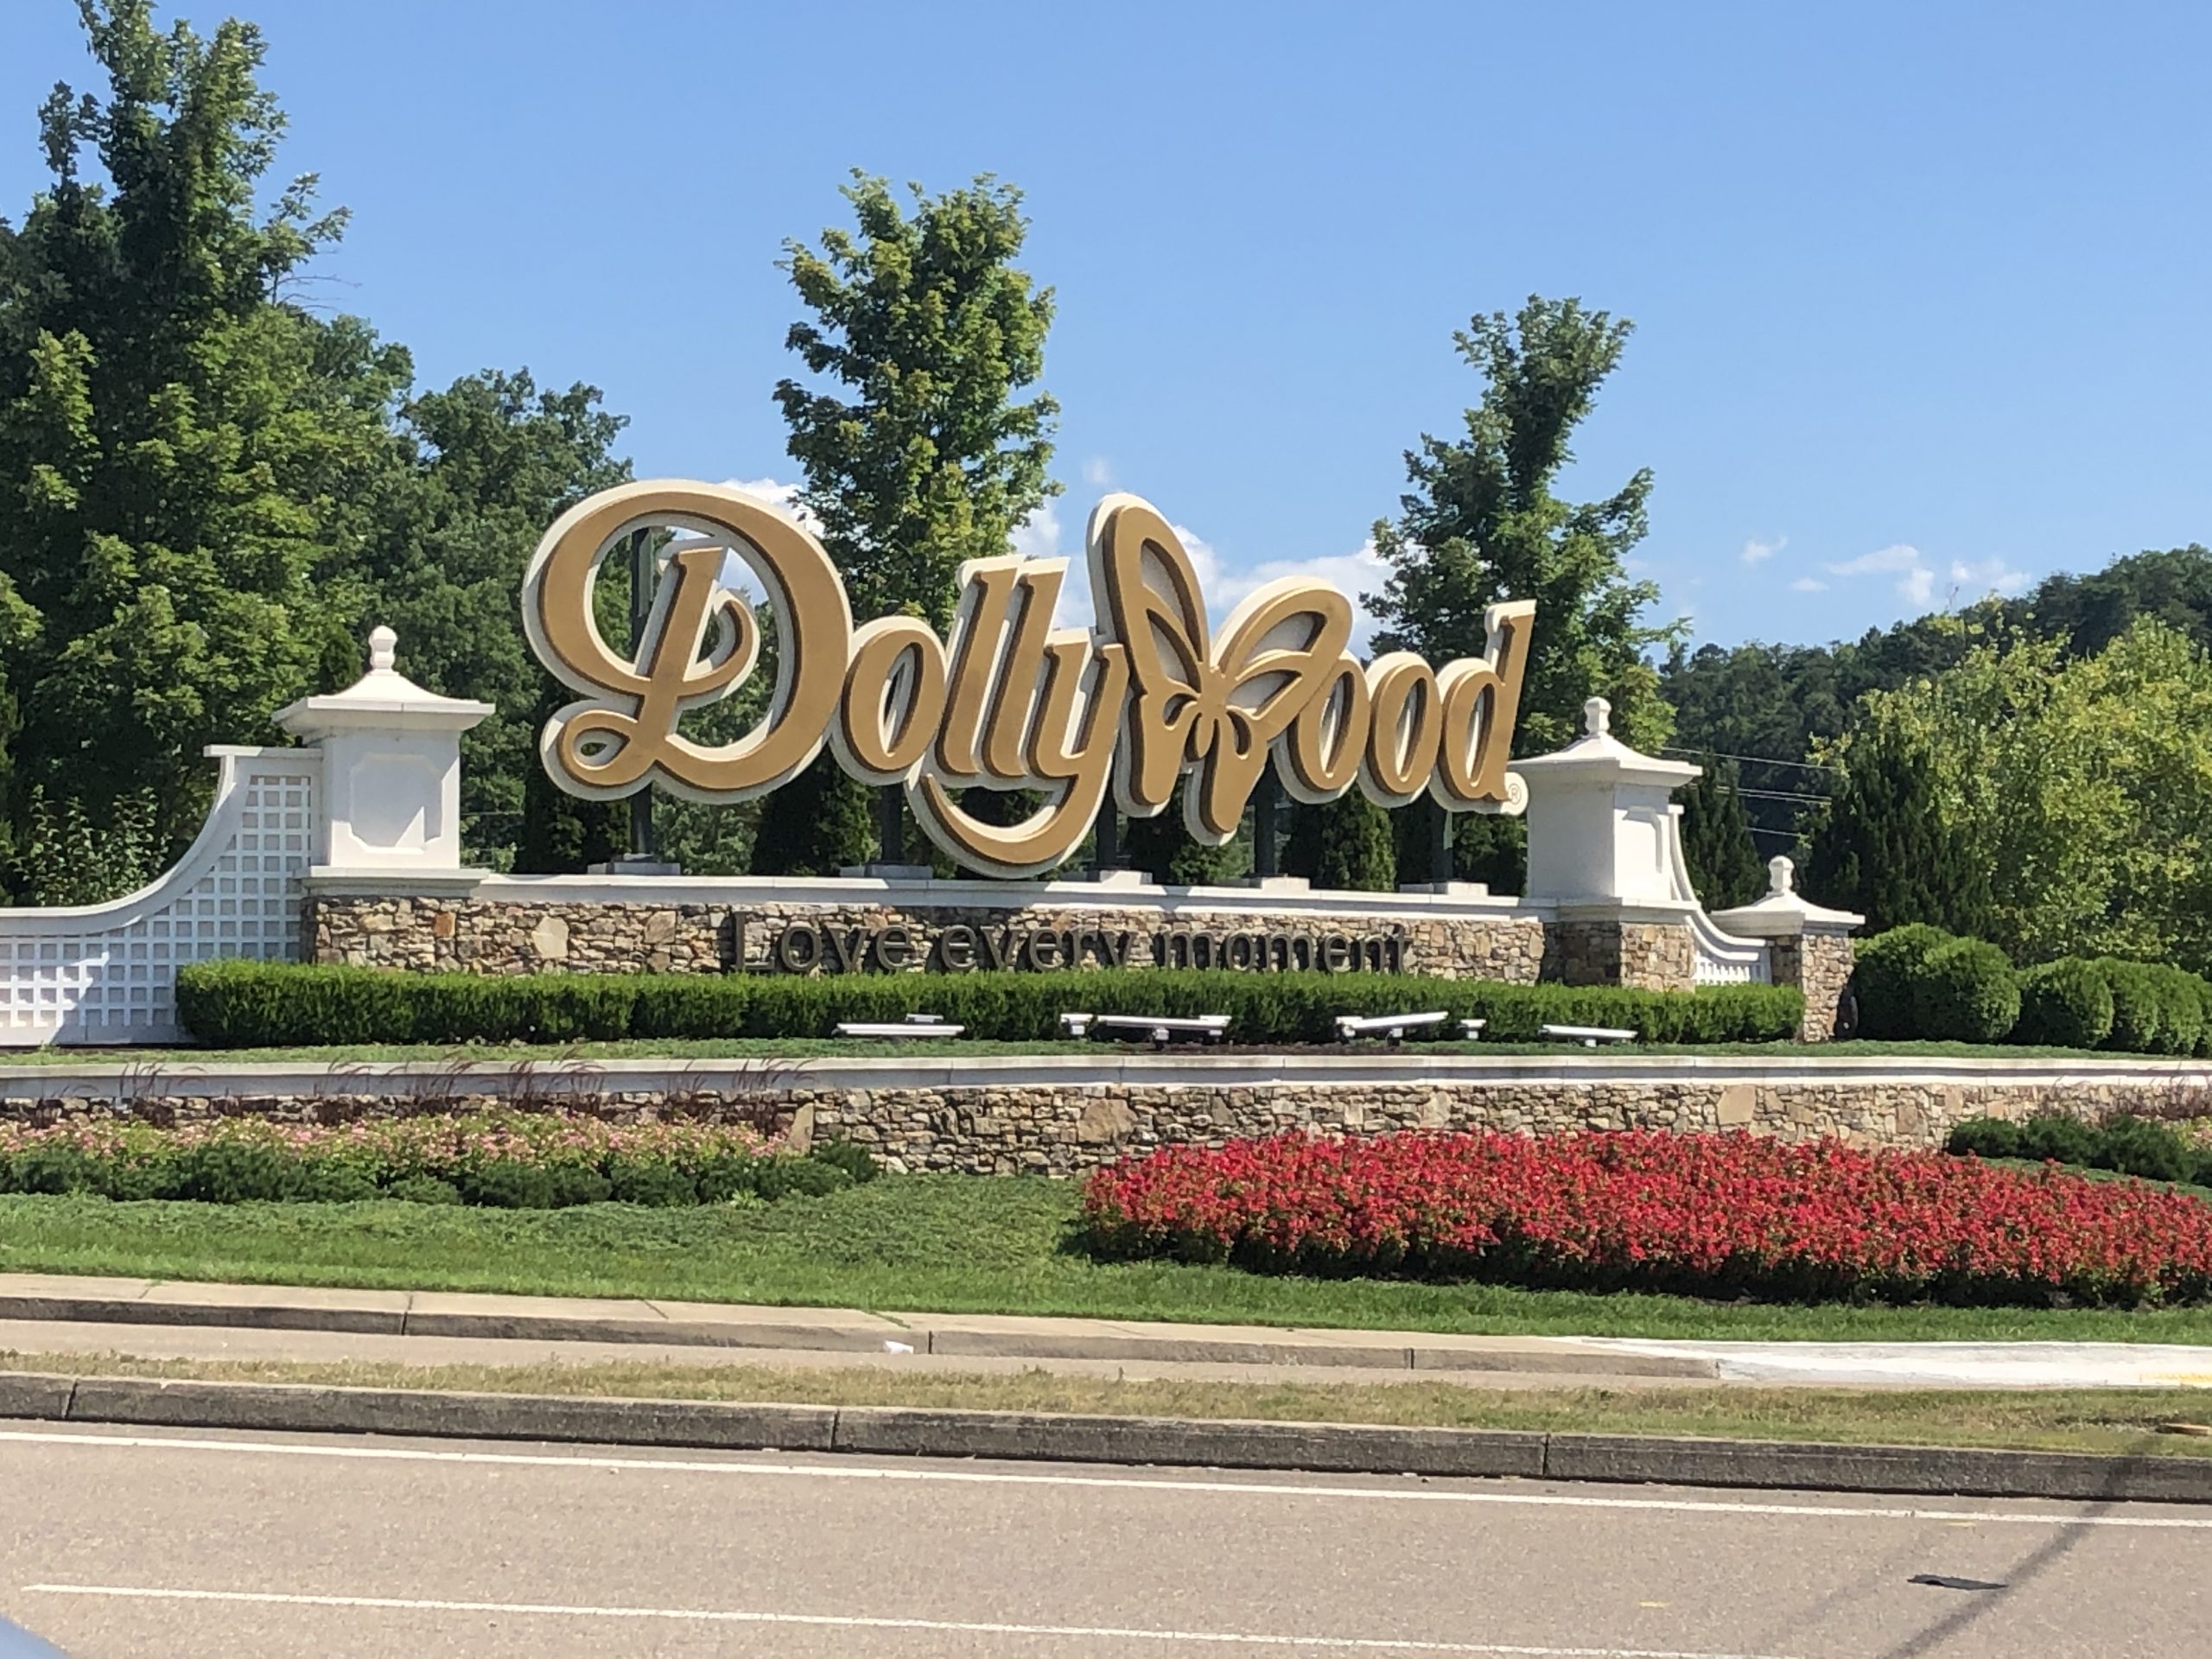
[[1081, 1130, 2212, 1308]]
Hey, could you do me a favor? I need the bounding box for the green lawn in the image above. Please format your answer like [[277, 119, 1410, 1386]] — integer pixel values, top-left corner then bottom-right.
[[0, 1036, 2171, 1066], [5, 1347, 2208, 1459], [8, 1176, 2212, 1342]]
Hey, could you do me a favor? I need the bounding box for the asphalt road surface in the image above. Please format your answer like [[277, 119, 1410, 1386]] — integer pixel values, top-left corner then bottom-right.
[[2, 1425, 2207, 1657]]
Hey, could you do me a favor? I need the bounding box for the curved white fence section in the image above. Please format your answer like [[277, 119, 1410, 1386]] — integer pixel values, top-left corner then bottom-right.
[[1654, 801, 1772, 985], [0, 747, 318, 1046], [1688, 906, 1771, 984]]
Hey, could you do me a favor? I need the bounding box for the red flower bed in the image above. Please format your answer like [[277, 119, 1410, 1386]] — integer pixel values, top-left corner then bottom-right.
[[1081, 1131, 2212, 1307]]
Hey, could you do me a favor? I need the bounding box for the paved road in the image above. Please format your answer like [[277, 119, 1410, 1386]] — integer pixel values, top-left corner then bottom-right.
[[2, 1426, 2206, 1657]]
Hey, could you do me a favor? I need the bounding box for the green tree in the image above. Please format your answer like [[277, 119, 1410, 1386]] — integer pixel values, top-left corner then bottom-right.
[[1801, 722, 1993, 940], [0, 1, 409, 858], [1677, 755, 1765, 909], [753, 172, 1058, 875], [1122, 808, 1238, 887], [1286, 793, 1397, 892], [1367, 296, 1679, 752], [1366, 297, 1681, 889], [1816, 619, 2212, 969], [355, 369, 632, 870]]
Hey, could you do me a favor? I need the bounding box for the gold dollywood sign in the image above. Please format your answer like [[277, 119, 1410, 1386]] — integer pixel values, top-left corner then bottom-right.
[[523, 480, 1534, 878]]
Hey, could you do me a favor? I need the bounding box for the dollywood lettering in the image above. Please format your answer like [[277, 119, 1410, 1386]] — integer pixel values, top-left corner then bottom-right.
[[524, 480, 1535, 878]]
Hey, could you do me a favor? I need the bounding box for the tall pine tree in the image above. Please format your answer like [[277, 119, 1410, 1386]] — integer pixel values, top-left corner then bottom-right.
[[1676, 754, 1764, 909], [1802, 726, 1992, 936], [1287, 793, 1397, 892]]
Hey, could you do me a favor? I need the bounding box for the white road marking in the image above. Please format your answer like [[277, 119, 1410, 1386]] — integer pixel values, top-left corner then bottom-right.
[[19, 1583, 1801, 1658], [2, 1426, 2207, 1530]]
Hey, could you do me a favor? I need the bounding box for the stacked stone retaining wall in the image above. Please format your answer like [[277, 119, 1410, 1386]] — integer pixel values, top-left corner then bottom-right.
[[7, 1062, 2202, 1177]]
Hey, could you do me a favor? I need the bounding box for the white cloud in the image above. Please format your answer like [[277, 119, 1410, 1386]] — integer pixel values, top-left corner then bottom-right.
[[1741, 535, 1786, 565], [1825, 543, 1923, 577], [1824, 541, 1945, 607], [1951, 556, 2031, 598], [1080, 457, 1115, 488], [1790, 576, 1828, 593], [721, 475, 810, 524]]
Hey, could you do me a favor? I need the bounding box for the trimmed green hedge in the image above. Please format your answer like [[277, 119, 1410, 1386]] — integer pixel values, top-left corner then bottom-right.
[[176, 960, 1806, 1049]]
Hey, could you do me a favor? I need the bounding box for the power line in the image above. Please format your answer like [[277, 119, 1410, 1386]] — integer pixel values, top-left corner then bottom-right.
[[1660, 747, 1841, 775]]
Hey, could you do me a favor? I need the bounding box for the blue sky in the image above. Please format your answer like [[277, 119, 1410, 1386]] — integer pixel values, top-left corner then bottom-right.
[[7, 0, 2210, 649]]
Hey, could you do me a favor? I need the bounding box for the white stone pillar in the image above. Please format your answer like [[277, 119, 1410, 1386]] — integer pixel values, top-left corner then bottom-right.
[[1513, 697, 1703, 988], [275, 626, 494, 885], [1710, 855, 1866, 1039]]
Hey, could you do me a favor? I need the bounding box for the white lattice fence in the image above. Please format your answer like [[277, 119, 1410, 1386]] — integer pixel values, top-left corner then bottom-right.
[[0, 747, 318, 1046]]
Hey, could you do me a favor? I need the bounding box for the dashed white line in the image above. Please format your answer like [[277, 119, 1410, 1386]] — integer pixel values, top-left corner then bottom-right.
[[3, 1427, 2207, 1530], [18, 1583, 1803, 1657]]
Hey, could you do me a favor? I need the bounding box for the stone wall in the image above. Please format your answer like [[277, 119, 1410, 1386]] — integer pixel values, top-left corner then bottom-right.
[[306, 894, 1548, 984], [10, 1067, 2199, 1177], [1773, 928, 1856, 1041], [1542, 918, 1695, 992]]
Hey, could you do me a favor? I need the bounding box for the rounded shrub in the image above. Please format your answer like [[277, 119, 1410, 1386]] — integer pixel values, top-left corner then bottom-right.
[[2018, 1113, 2099, 1166], [808, 1141, 880, 1185], [694, 1154, 759, 1204], [607, 1159, 699, 1207], [2096, 960, 2164, 1054], [2093, 1116, 2191, 1184], [295, 1164, 380, 1203], [1946, 1116, 2023, 1159], [1914, 938, 2019, 1044], [163, 1141, 305, 1204], [2147, 967, 2208, 1058], [385, 1173, 461, 1205], [5, 1144, 101, 1196], [2012, 958, 2114, 1050], [455, 1161, 557, 1209], [753, 1155, 854, 1201], [1850, 925, 1955, 1039]]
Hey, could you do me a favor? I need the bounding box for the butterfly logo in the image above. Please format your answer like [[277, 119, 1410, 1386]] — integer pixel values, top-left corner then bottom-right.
[[1087, 495, 1353, 842]]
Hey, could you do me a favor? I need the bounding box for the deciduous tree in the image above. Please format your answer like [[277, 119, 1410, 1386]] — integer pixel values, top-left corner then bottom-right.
[[753, 173, 1058, 875], [1366, 297, 1681, 887]]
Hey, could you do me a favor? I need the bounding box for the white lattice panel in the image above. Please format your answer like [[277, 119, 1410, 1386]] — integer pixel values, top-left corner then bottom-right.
[[0, 747, 318, 1046]]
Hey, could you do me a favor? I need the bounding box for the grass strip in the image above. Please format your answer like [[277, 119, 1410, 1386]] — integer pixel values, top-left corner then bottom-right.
[[11, 1179, 2212, 1341], [0, 1037, 2173, 1066], [3, 1348, 2208, 1459]]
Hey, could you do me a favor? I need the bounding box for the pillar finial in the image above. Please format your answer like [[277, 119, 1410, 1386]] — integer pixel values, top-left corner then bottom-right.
[[368, 626, 397, 673], [1768, 854, 1796, 896], [1583, 696, 1611, 738]]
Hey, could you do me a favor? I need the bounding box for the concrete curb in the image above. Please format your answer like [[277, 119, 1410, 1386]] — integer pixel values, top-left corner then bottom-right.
[[0, 1284, 1719, 1379], [3, 1371, 2208, 1503]]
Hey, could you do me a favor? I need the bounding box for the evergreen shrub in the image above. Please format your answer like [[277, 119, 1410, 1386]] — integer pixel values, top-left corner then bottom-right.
[[1850, 924, 1954, 1039], [177, 961, 1805, 1049], [2096, 961, 2165, 1054], [0, 1111, 863, 1211], [2017, 1112, 2101, 1166], [2147, 967, 2207, 1058], [2013, 959, 2115, 1050], [1914, 938, 2019, 1044]]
